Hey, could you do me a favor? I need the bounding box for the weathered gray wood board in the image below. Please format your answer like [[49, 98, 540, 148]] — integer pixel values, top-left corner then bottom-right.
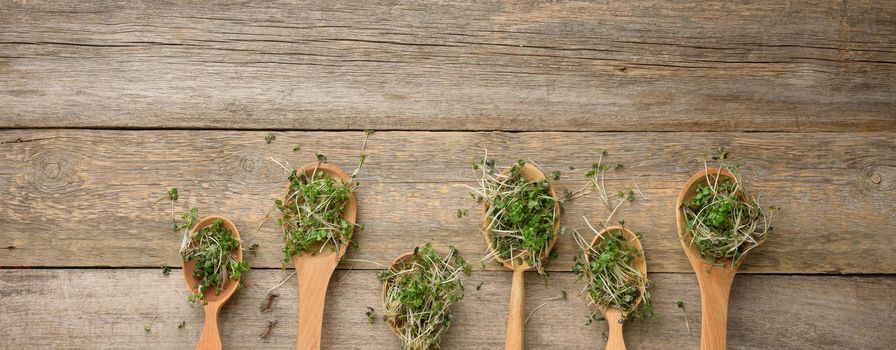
[[1, 269, 893, 350], [1, 130, 894, 272], [1, 0, 894, 131]]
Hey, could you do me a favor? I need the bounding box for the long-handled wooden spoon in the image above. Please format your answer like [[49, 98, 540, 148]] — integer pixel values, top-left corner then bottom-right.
[[587, 225, 647, 350], [676, 167, 748, 350], [483, 163, 560, 350], [286, 162, 357, 350], [183, 216, 243, 350]]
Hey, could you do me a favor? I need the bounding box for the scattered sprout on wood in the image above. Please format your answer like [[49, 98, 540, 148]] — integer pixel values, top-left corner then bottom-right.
[[161, 266, 171, 276], [525, 291, 569, 324], [455, 209, 468, 219], [677, 301, 691, 334], [550, 170, 561, 181], [475, 282, 484, 291], [247, 243, 259, 254], [293, 145, 301, 152], [168, 188, 178, 201], [265, 133, 276, 144], [143, 312, 158, 333], [366, 306, 378, 324], [178, 320, 186, 329], [362, 129, 375, 150], [466, 153, 558, 275], [178, 210, 250, 304], [572, 223, 653, 323], [681, 160, 774, 268], [379, 244, 470, 350]]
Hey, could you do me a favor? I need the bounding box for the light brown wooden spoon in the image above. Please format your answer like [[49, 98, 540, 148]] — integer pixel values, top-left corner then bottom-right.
[[382, 251, 416, 338], [482, 163, 561, 350], [676, 167, 749, 350], [285, 162, 357, 350], [183, 216, 243, 350], [586, 225, 647, 350]]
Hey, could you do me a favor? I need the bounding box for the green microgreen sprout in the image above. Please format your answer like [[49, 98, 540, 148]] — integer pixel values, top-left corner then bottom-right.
[[161, 265, 171, 276], [455, 209, 468, 219], [178, 320, 186, 329], [677, 301, 691, 334], [362, 129, 375, 150], [293, 145, 301, 152], [525, 290, 568, 324], [366, 306, 377, 324], [265, 133, 276, 144], [143, 312, 158, 333], [247, 243, 259, 254], [571, 219, 653, 324], [178, 209, 250, 304], [475, 282, 484, 291], [466, 153, 558, 275], [379, 244, 470, 350], [681, 157, 774, 268], [550, 170, 561, 181]]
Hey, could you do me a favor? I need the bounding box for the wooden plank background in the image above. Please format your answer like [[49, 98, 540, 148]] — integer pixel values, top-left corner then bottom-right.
[[1, 0, 895, 131], [1, 0, 895, 349]]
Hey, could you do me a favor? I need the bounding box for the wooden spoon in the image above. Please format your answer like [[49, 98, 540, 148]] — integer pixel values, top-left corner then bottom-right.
[[382, 251, 416, 338], [675, 167, 748, 350], [183, 215, 243, 350], [586, 226, 647, 350], [482, 162, 561, 350], [285, 162, 357, 350]]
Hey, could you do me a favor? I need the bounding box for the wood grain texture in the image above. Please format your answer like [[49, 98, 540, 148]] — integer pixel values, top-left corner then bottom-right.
[[1, 269, 894, 350], [1, 130, 894, 273], [1, 0, 894, 131]]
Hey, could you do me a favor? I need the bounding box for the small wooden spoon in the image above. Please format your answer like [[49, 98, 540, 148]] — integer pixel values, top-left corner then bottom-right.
[[586, 226, 647, 350], [676, 167, 749, 350], [285, 162, 357, 350], [482, 163, 561, 350], [183, 216, 243, 350], [382, 251, 416, 338]]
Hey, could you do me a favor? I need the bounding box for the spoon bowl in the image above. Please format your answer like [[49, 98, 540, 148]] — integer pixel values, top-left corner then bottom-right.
[[482, 163, 561, 270], [481, 162, 560, 350], [382, 251, 416, 337], [182, 215, 243, 350], [676, 167, 747, 350], [586, 225, 647, 350], [285, 162, 357, 350]]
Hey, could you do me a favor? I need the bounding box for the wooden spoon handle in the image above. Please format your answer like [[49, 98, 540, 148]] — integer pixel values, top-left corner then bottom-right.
[[504, 268, 526, 350], [295, 256, 338, 350], [604, 308, 626, 350], [196, 304, 222, 350], [698, 269, 736, 350]]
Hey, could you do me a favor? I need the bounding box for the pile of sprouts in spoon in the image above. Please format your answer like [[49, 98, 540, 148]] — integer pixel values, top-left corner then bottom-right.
[[572, 221, 652, 323], [681, 161, 773, 268], [379, 244, 471, 350], [276, 160, 359, 264], [270, 131, 372, 265], [178, 208, 250, 304], [466, 155, 558, 275]]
